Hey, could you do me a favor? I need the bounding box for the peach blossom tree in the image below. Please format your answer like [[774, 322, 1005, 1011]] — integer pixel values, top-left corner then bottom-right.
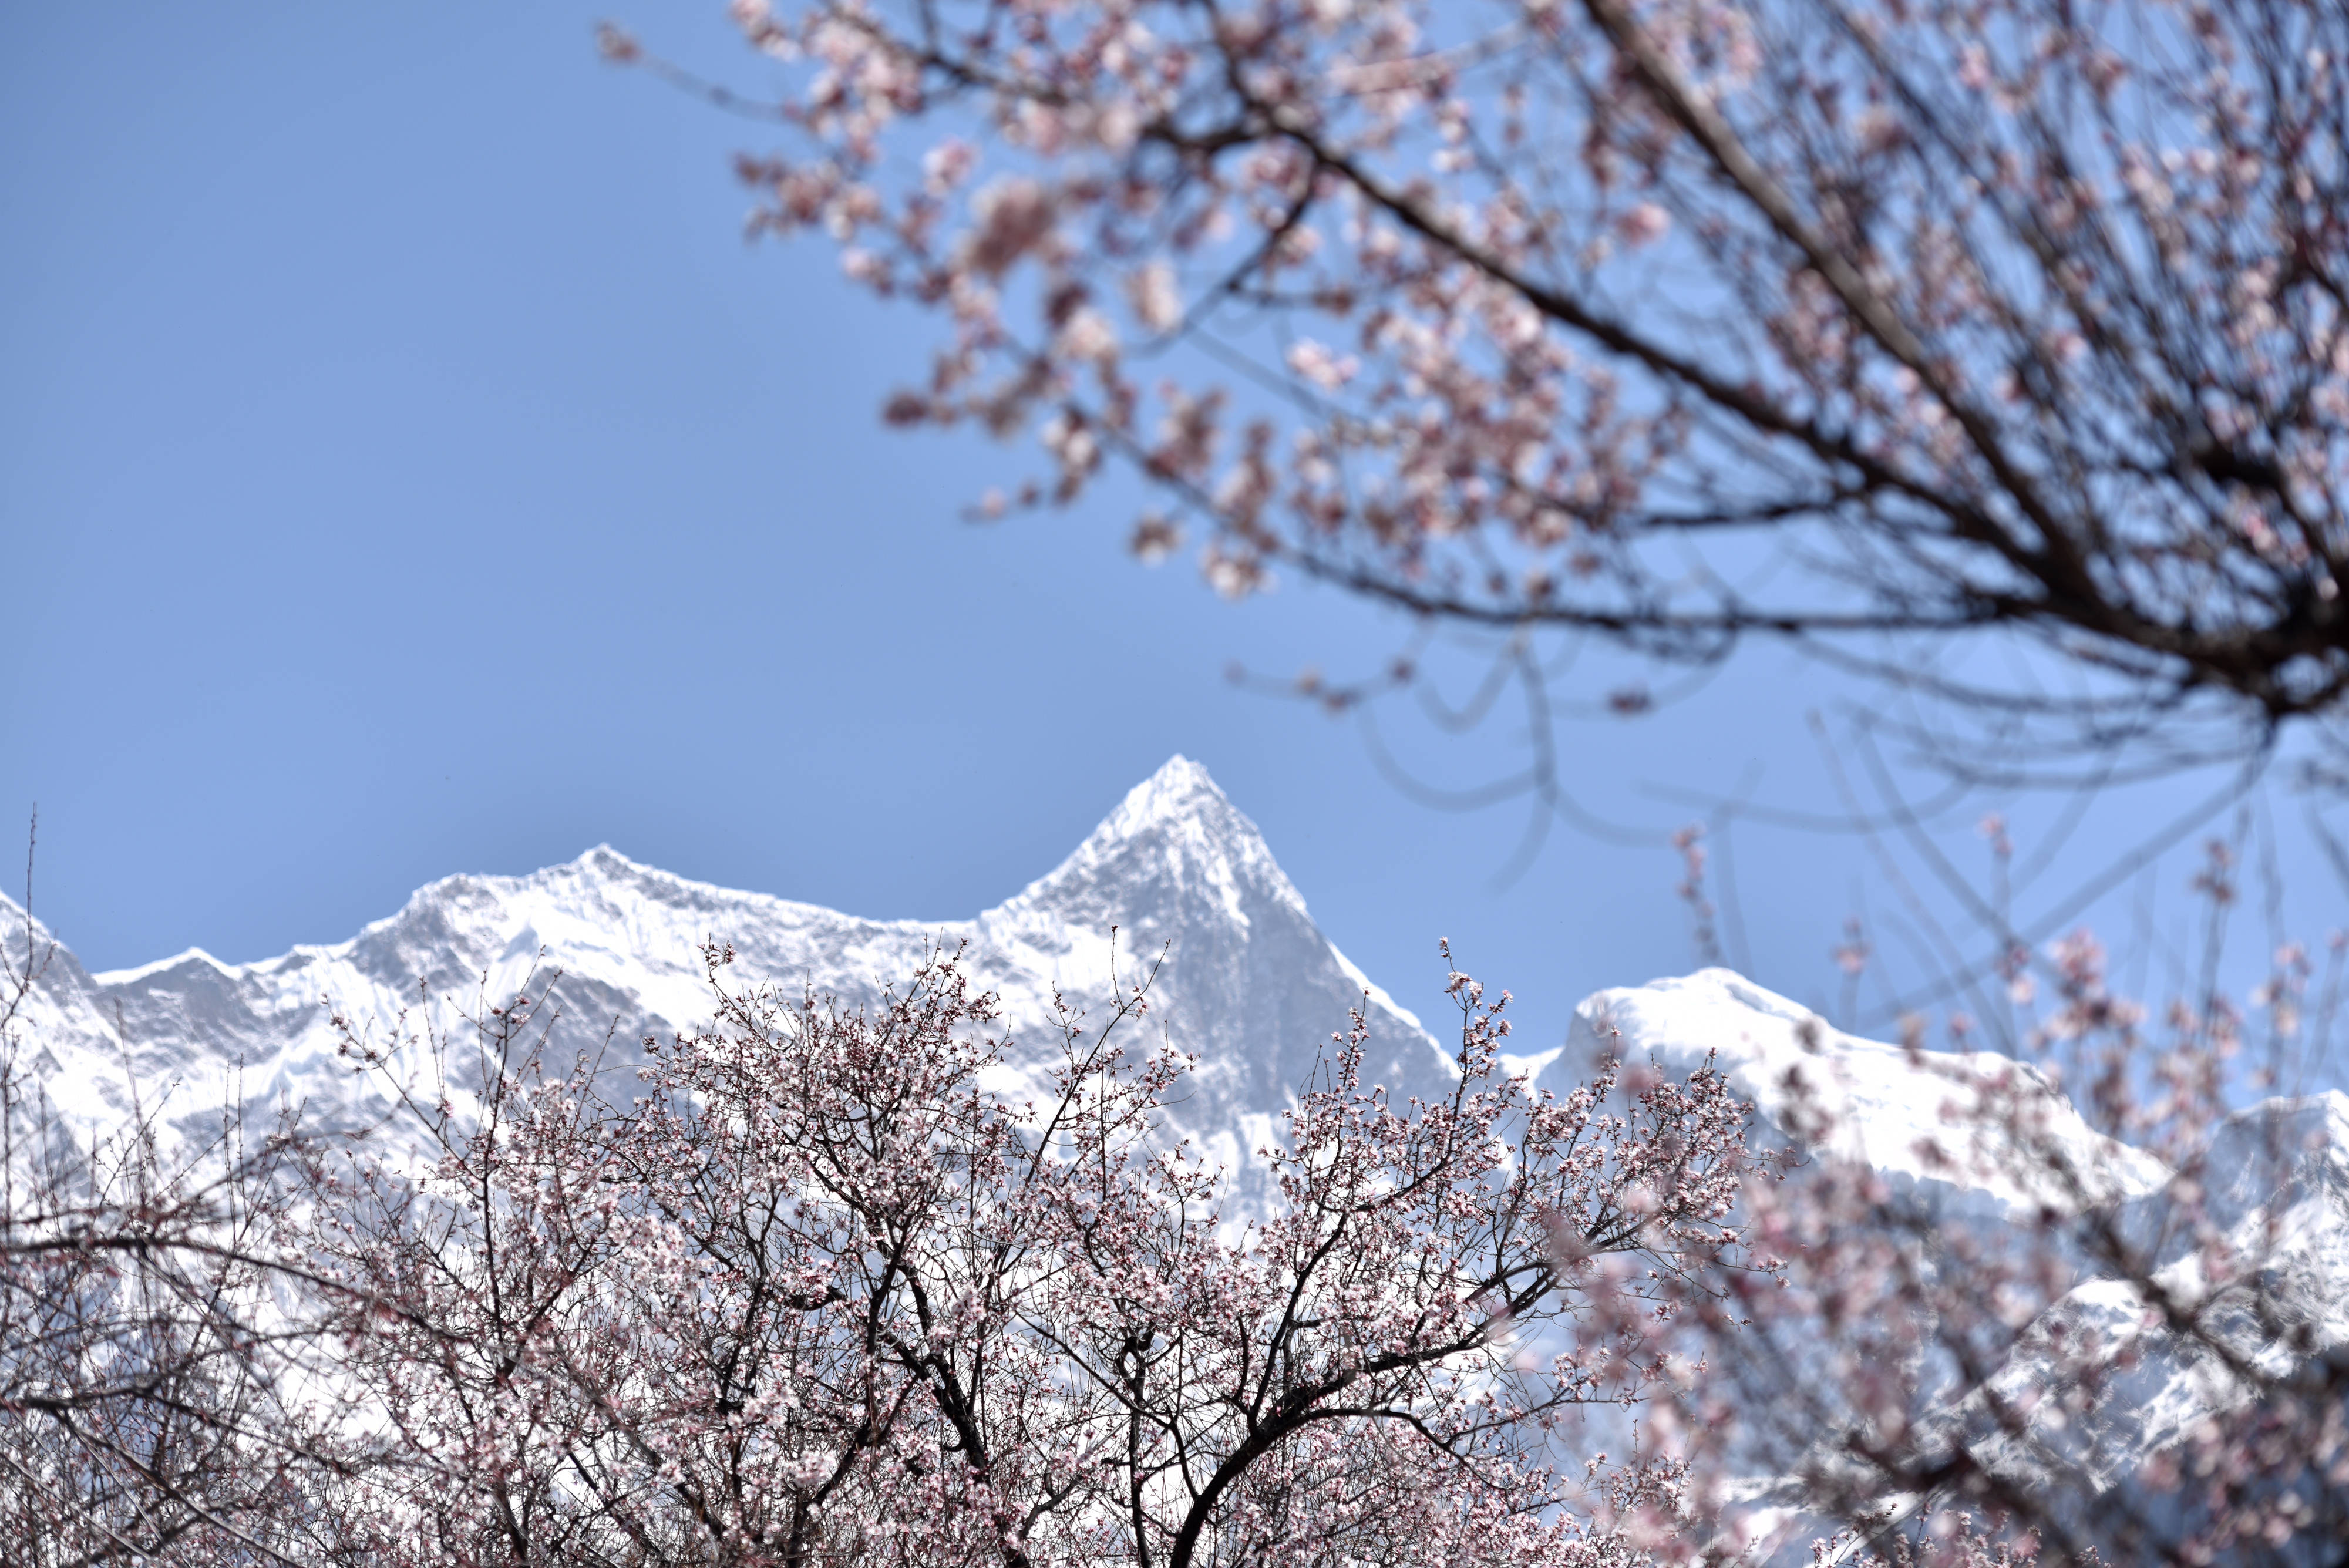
[[607, 0, 2349, 770]]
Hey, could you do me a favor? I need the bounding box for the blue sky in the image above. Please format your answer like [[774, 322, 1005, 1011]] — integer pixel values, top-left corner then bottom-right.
[[4, 1, 2333, 1056]]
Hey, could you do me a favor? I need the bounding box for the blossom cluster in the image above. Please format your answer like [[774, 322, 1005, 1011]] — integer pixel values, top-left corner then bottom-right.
[[627, 0, 2349, 756]]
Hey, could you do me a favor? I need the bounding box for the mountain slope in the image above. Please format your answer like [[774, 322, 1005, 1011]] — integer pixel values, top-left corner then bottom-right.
[[1568, 968, 2170, 1219], [6, 758, 1451, 1170], [1569, 970, 2347, 1563]]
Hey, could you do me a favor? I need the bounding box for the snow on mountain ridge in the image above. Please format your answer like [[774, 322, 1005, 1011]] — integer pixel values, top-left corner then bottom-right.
[[1574, 977, 2348, 1563], [9, 758, 1455, 1153], [1569, 968, 2170, 1219]]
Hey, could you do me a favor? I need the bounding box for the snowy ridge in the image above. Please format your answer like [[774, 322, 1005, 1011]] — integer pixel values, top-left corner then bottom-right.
[[8, 758, 1453, 1170], [1571, 971, 2348, 1562], [1569, 968, 2170, 1219]]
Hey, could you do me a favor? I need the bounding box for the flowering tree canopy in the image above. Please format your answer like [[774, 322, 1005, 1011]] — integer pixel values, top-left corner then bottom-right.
[[1658, 914, 2349, 1568], [280, 943, 1758, 1566], [608, 0, 2349, 766]]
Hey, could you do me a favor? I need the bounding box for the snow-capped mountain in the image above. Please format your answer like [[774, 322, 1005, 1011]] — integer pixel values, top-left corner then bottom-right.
[[1573, 970, 2349, 1563], [1567, 968, 2172, 1219], [6, 758, 1454, 1174], [8, 756, 2344, 1560]]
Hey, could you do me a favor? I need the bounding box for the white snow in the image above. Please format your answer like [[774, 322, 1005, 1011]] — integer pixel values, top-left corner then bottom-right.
[[1569, 968, 2169, 1217], [6, 756, 1454, 1153], [1566, 970, 2347, 1561]]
